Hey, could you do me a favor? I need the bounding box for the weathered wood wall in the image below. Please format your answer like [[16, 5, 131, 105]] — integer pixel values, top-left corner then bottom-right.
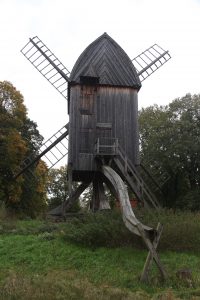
[[68, 84, 139, 181]]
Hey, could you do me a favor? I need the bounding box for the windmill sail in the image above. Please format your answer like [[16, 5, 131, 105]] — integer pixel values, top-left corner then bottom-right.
[[14, 123, 69, 179], [21, 36, 70, 100], [132, 44, 171, 82]]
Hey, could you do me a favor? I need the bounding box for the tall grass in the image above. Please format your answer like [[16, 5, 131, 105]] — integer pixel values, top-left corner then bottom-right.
[[1, 209, 200, 251], [1, 209, 200, 299], [61, 209, 200, 252]]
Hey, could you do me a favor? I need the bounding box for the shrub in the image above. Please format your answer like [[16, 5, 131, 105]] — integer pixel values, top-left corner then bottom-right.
[[63, 210, 142, 248], [176, 189, 200, 211], [62, 209, 200, 252]]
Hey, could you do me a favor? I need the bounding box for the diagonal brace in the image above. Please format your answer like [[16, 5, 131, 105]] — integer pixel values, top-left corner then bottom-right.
[[136, 222, 167, 282], [62, 181, 91, 214]]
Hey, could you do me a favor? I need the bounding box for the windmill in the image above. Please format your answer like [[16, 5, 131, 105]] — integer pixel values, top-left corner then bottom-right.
[[15, 33, 171, 281]]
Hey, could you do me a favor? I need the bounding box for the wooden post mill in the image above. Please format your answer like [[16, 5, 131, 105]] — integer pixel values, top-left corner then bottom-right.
[[15, 32, 171, 281]]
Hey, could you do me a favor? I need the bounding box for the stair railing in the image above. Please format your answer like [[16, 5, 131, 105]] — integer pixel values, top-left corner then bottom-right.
[[115, 145, 160, 209]]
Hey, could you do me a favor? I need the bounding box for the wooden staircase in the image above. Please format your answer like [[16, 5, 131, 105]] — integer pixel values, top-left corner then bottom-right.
[[112, 146, 160, 210], [95, 138, 161, 209]]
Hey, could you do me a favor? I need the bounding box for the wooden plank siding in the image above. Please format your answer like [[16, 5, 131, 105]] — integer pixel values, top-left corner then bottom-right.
[[68, 84, 139, 181]]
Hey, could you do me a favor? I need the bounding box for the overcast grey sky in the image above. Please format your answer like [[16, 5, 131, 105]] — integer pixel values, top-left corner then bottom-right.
[[1, 0, 200, 143]]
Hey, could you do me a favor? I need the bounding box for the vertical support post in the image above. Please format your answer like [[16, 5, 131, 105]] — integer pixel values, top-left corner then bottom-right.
[[68, 163, 73, 199], [92, 175, 110, 211], [63, 163, 73, 215], [92, 177, 100, 211]]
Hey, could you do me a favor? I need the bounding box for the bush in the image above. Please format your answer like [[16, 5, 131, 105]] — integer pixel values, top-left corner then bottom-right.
[[63, 210, 142, 248], [0, 202, 9, 221], [62, 209, 200, 252], [137, 208, 200, 252], [2, 208, 200, 252], [176, 189, 200, 211]]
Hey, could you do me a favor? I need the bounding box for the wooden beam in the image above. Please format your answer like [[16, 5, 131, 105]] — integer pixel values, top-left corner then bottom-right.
[[62, 181, 91, 213], [140, 223, 163, 282], [137, 223, 167, 282], [101, 165, 167, 281], [67, 163, 73, 199]]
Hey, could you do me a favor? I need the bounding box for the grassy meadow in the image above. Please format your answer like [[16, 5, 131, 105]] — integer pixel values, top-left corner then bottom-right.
[[0, 209, 200, 299]]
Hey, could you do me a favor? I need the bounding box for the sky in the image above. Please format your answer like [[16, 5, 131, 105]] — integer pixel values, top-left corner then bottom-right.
[[1, 0, 200, 146]]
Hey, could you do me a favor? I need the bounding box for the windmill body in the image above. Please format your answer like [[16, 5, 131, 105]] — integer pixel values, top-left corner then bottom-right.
[[18, 32, 171, 210], [68, 33, 140, 182]]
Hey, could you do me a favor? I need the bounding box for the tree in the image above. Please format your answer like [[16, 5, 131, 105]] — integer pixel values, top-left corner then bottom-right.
[[17, 160, 48, 218], [139, 94, 200, 209], [47, 165, 80, 212], [47, 166, 68, 209], [16, 117, 48, 217], [0, 81, 27, 204], [0, 81, 47, 216]]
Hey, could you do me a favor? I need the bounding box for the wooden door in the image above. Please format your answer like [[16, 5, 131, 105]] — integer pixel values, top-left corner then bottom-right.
[[79, 85, 96, 154]]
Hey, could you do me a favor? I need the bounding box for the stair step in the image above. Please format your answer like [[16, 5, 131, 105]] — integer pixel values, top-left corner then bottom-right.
[[113, 146, 160, 210]]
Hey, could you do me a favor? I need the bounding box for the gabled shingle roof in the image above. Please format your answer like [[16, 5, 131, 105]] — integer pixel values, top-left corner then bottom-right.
[[70, 33, 141, 89]]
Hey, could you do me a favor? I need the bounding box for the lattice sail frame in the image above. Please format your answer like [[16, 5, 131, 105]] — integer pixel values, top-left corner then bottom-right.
[[14, 124, 69, 179], [21, 36, 70, 100], [132, 44, 171, 82]]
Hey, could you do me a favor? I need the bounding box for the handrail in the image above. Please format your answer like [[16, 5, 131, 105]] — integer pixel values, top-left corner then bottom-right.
[[115, 145, 160, 209], [95, 137, 118, 155]]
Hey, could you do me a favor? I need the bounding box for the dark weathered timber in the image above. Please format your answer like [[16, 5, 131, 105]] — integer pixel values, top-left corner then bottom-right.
[[70, 33, 141, 89], [63, 181, 90, 213], [68, 85, 139, 180]]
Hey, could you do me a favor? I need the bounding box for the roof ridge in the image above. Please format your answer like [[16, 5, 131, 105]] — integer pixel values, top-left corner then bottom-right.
[[70, 33, 141, 89]]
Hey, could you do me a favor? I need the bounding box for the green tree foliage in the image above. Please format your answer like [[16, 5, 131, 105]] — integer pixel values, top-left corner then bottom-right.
[[0, 81, 27, 204], [47, 166, 68, 209], [139, 93, 200, 209], [47, 165, 80, 212], [0, 81, 47, 216]]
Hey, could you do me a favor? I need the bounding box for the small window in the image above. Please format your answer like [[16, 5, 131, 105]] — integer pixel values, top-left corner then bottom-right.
[[80, 76, 99, 85]]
